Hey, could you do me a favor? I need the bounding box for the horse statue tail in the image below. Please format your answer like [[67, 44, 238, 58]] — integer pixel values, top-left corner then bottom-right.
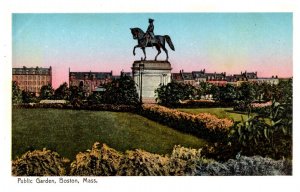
[[164, 35, 175, 51]]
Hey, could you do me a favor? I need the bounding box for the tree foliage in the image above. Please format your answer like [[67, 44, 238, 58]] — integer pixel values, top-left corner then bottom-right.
[[40, 84, 54, 100], [218, 84, 237, 102], [12, 81, 23, 104], [22, 91, 38, 103], [237, 82, 256, 104], [54, 82, 70, 100], [229, 99, 292, 159], [102, 76, 139, 105], [155, 82, 196, 106]]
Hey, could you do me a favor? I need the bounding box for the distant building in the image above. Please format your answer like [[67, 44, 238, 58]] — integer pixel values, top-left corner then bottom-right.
[[171, 68, 281, 87], [249, 77, 279, 85], [181, 70, 197, 86], [69, 70, 113, 95], [205, 72, 227, 86], [171, 73, 184, 83], [121, 71, 132, 77], [12, 66, 52, 96], [244, 71, 258, 79], [69, 70, 132, 95], [192, 70, 207, 85]]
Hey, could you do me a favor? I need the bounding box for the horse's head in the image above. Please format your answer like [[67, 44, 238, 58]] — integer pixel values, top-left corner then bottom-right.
[[130, 28, 144, 40]]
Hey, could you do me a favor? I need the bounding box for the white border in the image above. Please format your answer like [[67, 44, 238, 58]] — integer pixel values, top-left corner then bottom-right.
[[0, 1, 299, 192]]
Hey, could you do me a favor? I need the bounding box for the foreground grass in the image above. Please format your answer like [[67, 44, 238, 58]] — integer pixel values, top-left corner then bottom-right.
[[12, 108, 208, 160], [177, 108, 248, 122]]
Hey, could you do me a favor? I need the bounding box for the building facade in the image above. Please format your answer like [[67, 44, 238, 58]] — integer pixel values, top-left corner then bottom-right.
[[12, 66, 52, 96], [69, 70, 114, 95], [171, 69, 280, 87]]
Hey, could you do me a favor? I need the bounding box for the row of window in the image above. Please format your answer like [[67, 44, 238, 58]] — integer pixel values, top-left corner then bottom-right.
[[17, 81, 48, 86], [13, 75, 50, 80], [19, 86, 42, 92]]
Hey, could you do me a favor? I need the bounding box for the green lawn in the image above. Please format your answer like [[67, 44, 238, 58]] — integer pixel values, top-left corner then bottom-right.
[[177, 108, 249, 122], [12, 108, 208, 160]]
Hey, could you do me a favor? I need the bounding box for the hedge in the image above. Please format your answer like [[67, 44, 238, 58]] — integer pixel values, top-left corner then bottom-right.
[[12, 142, 292, 176], [139, 104, 233, 141], [13, 103, 137, 113], [176, 100, 235, 108]]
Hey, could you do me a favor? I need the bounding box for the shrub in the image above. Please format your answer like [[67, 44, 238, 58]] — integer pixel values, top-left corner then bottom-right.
[[229, 101, 292, 159], [140, 104, 233, 141], [70, 142, 122, 176], [12, 148, 69, 176], [12, 142, 291, 176], [176, 99, 235, 108], [13, 103, 137, 112], [195, 155, 292, 176], [117, 149, 169, 176]]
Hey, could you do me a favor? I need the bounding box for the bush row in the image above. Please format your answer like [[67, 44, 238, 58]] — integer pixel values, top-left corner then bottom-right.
[[175, 100, 235, 108], [13, 103, 137, 113], [139, 104, 233, 141], [12, 142, 292, 176], [233, 100, 272, 114]]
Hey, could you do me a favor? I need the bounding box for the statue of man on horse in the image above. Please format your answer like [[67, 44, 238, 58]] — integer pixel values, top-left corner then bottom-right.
[[145, 18, 155, 46], [130, 18, 175, 61]]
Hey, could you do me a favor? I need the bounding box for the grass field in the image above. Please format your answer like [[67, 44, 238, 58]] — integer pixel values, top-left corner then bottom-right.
[[177, 108, 249, 122], [12, 108, 208, 160]]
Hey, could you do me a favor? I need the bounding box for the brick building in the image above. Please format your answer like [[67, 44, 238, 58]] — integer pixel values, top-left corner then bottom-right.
[[69, 70, 113, 95], [12, 66, 52, 96]]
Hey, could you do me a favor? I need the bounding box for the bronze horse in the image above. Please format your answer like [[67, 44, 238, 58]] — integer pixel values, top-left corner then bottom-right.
[[130, 27, 175, 61]]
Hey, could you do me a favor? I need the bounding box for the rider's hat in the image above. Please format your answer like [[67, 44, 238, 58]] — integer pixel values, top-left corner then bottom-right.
[[149, 18, 154, 23]]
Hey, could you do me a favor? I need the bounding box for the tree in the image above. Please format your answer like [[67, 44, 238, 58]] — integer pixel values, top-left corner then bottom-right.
[[155, 82, 196, 106], [54, 82, 70, 100], [218, 84, 237, 103], [209, 84, 220, 100], [199, 82, 212, 98], [22, 91, 37, 103], [12, 81, 22, 104], [40, 84, 54, 99], [102, 76, 139, 105], [273, 79, 292, 104], [237, 82, 256, 104], [87, 92, 103, 105]]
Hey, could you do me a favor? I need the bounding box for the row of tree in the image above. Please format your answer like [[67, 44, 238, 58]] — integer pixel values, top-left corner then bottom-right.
[[12, 77, 292, 107], [155, 79, 292, 107], [12, 76, 139, 105]]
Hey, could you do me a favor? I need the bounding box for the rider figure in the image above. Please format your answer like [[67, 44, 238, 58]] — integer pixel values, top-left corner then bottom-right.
[[145, 18, 155, 46]]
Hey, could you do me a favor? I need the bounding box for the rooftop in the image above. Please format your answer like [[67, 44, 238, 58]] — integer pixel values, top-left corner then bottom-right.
[[12, 66, 51, 75]]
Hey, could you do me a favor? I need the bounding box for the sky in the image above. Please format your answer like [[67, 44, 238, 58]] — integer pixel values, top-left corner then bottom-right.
[[12, 13, 293, 88]]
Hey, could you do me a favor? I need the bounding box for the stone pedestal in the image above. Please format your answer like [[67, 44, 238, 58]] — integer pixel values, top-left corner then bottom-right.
[[132, 60, 172, 103]]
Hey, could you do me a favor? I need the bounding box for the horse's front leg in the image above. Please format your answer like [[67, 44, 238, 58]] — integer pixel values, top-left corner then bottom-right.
[[133, 45, 139, 56], [142, 47, 146, 60], [162, 46, 169, 61], [155, 46, 161, 61]]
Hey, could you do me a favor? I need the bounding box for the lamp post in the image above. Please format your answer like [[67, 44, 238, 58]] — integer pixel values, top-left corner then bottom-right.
[[139, 63, 145, 104]]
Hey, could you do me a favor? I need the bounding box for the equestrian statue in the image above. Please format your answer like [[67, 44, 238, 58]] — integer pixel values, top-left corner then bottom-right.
[[130, 18, 175, 61]]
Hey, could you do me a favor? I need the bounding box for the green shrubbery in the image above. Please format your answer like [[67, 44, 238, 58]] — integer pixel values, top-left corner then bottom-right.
[[14, 103, 137, 112], [229, 101, 292, 159], [140, 104, 233, 141]]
